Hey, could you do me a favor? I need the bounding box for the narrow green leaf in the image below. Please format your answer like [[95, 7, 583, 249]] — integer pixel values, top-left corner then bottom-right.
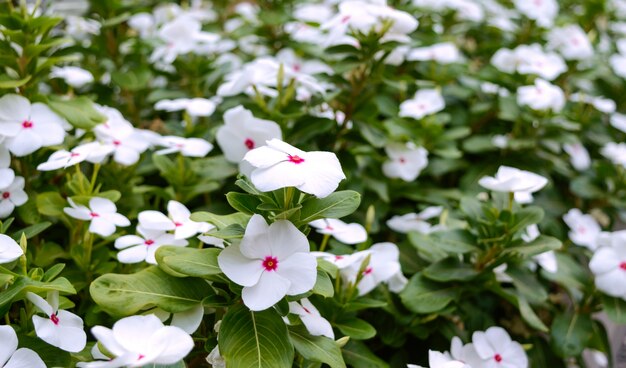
[[226, 192, 262, 215], [335, 318, 376, 340], [299, 190, 361, 224], [289, 325, 346, 368], [400, 274, 458, 314], [423, 257, 479, 282], [342, 340, 389, 368], [509, 207, 544, 234], [46, 96, 106, 129]]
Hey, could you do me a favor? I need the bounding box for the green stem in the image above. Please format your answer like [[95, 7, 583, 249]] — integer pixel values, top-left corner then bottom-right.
[[319, 234, 331, 252], [508, 192, 514, 212], [89, 164, 101, 194]]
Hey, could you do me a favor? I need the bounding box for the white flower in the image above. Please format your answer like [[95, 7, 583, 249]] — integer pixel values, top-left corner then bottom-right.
[[0, 325, 46, 368], [77, 314, 194, 368], [610, 53, 626, 79], [155, 136, 213, 157], [382, 142, 429, 182], [589, 231, 626, 298], [522, 225, 557, 273], [517, 78, 565, 112], [547, 25, 593, 60], [0, 167, 13, 190], [217, 214, 317, 311], [407, 42, 463, 64], [399, 89, 445, 120], [563, 142, 591, 171], [206, 346, 225, 368], [65, 16, 101, 41], [466, 326, 528, 368], [492, 45, 567, 81], [601, 142, 626, 168], [138, 200, 212, 240], [427, 350, 471, 368], [128, 13, 155, 37], [50, 66, 94, 88], [0, 94, 68, 157], [216, 106, 282, 164], [276, 48, 333, 75], [288, 298, 334, 339], [610, 113, 626, 133], [0, 176, 27, 218], [342, 243, 406, 296], [563, 209, 602, 250], [93, 106, 150, 165], [154, 98, 216, 117], [151, 304, 205, 334], [115, 226, 188, 264], [387, 206, 444, 234], [63, 197, 130, 237], [0, 234, 22, 264], [243, 139, 345, 198], [311, 251, 365, 270], [26, 291, 86, 353], [569, 93, 616, 114], [478, 166, 548, 203], [309, 218, 367, 244], [514, 0, 558, 27], [37, 142, 113, 171], [150, 15, 220, 64]]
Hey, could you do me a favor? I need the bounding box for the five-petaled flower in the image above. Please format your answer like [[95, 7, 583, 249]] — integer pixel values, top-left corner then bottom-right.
[[218, 214, 317, 311], [64, 197, 130, 237], [0, 325, 46, 368]]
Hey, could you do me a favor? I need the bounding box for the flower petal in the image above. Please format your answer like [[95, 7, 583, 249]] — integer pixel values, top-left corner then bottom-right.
[[218, 243, 264, 287], [277, 252, 317, 295], [268, 220, 310, 259], [242, 271, 291, 311], [0, 325, 18, 367], [170, 304, 204, 334], [0, 234, 23, 263], [4, 348, 46, 368]]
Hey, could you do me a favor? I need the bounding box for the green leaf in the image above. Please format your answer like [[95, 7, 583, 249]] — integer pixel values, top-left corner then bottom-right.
[[220, 304, 294, 368], [36, 192, 66, 217], [408, 230, 477, 262], [190, 212, 250, 230], [111, 68, 152, 91], [0, 276, 75, 310], [289, 325, 346, 368], [570, 176, 604, 199], [343, 298, 387, 312], [517, 294, 549, 332], [342, 340, 389, 368], [191, 155, 238, 180], [90, 267, 213, 316], [423, 257, 479, 282], [312, 270, 334, 298], [11, 221, 51, 240], [335, 317, 376, 340], [550, 312, 593, 357], [0, 74, 31, 88], [155, 246, 222, 280], [400, 274, 458, 314], [602, 295, 626, 324], [509, 207, 544, 234], [299, 190, 361, 224], [503, 235, 561, 257], [226, 192, 262, 215], [46, 96, 106, 129]]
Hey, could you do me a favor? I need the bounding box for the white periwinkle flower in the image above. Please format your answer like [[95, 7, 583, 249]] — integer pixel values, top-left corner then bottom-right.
[[138, 200, 211, 240], [547, 25, 593, 60], [563, 208, 601, 250], [216, 105, 282, 164], [383, 142, 429, 182], [155, 136, 213, 157], [243, 139, 345, 198], [288, 298, 334, 339], [0, 325, 46, 368], [514, 0, 558, 28], [407, 42, 463, 64], [63, 197, 130, 237], [218, 214, 317, 311], [478, 166, 548, 203], [601, 142, 626, 168], [309, 218, 367, 244], [50, 66, 94, 88], [563, 142, 591, 171], [399, 89, 445, 120], [154, 98, 216, 117], [115, 226, 188, 264], [466, 326, 528, 368], [342, 242, 406, 296], [517, 78, 565, 112], [387, 206, 444, 234], [0, 234, 23, 264], [77, 314, 194, 368], [0, 176, 27, 218], [26, 291, 87, 353], [589, 231, 626, 299]]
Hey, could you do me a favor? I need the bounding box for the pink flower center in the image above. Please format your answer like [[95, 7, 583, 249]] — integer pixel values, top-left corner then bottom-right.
[[262, 256, 279, 271], [325, 225, 334, 231], [399, 157, 406, 164], [2, 192, 9, 199], [577, 226, 586, 234], [174, 221, 183, 227], [334, 255, 344, 260], [620, 262, 626, 271], [363, 267, 373, 275], [244, 138, 255, 150], [341, 15, 351, 23], [293, 64, 301, 72], [113, 140, 121, 146], [50, 313, 59, 325], [90, 212, 99, 218], [145, 239, 155, 246], [22, 120, 33, 128], [70, 152, 81, 157], [303, 306, 311, 314], [494, 354, 503, 363], [288, 155, 305, 164], [138, 354, 145, 360]]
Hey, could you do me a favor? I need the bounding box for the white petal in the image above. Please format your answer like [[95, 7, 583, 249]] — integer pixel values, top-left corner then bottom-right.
[[113, 315, 164, 354], [117, 245, 148, 263], [0, 234, 23, 263], [0, 200, 15, 218], [4, 348, 46, 368], [89, 218, 116, 237], [0, 95, 30, 126], [114, 235, 145, 249], [32, 316, 62, 349], [239, 215, 272, 259], [242, 271, 291, 311], [277, 252, 317, 295], [589, 248, 620, 274], [0, 168, 15, 189], [218, 243, 264, 287], [167, 200, 191, 220], [243, 145, 289, 169], [55, 324, 87, 352], [472, 330, 496, 359], [150, 326, 194, 364], [90, 326, 127, 357], [7, 130, 42, 157], [138, 210, 175, 230], [0, 325, 18, 367], [89, 197, 117, 214], [268, 220, 310, 259], [26, 292, 53, 315], [171, 304, 204, 334], [250, 162, 306, 193]]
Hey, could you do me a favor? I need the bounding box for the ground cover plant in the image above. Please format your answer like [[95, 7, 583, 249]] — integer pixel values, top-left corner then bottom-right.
[[2, 0, 626, 367]]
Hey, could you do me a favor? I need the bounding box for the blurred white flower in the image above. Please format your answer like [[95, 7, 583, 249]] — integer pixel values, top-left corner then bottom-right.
[[50, 66, 94, 88], [563, 142, 591, 171], [309, 218, 367, 244], [514, 0, 558, 27], [37, 142, 113, 171], [610, 113, 626, 133], [569, 93, 616, 114], [399, 89, 445, 120], [589, 230, 626, 299], [154, 98, 216, 117], [407, 42, 463, 64], [547, 25, 593, 60], [288, 298, 334, 339], [387, 206, 444, 234], [517, 78, 565, 112], [342, 242, 406, 295], [601, 142, 626, 168], [382, 142, 429, 182], [155, 136, 213, 157], [138, 200, 212, 240], [0, 176, 27, 218], [64, 197, 130, 237], [563, 208, 601, 250], [478, 165, 548, 203], [492, 44, 566, 81], [466, 326, 528, 368]]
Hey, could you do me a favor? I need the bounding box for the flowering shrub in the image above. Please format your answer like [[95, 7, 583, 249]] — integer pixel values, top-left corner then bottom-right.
[[1, 0, 626, 367]]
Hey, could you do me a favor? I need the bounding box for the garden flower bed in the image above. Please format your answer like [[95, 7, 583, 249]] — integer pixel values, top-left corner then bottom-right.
[[1, 0, 626, 367]]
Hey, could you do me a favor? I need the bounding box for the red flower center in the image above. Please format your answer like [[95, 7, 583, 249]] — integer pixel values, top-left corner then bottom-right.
[[1, 192, 9, 199], [620, 262, 626, 271], [138, 354, 145, 360], [145, 239, 155, 246], [50, 313, 60, 325], [363, 267, 373, 275], [113, 140, 121, 146], [325, 225, 334, 231], [288, 155, 305, 164], [303, 306, 311, 314], [70, 152, 81, 157], [244, 138, 255, 150], [22, 120, 33, 128], [494, 354, 503, 363], [174, 221, 183, 227], [334, 255, 344, 260], [90, 212, 99, 218], [262, 256, 278, 271], [399, 157, 406, 164]]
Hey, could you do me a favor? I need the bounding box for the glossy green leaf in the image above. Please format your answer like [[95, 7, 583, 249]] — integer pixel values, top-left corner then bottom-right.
[[36, 192, 66, 217], [46, 96, 106, 129], [0, 276, 75, 310], [423, 257, 479, 282], [400, 274, 458, 314], [155, 246, 222, 279], [335, 317, 376, 340], [190, 212, 250, 230], [226, 192, 262, 215], [299, 190, 361, 224], [550, 312, 593, 357], [311, 269, 334, 298], [342, 340, 389, 368], [289, 325, 346, 368], [602, 295, 626, 324]]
